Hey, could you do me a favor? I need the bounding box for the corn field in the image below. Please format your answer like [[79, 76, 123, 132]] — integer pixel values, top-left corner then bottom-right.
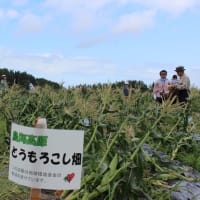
[[0, 84, 200, 200]]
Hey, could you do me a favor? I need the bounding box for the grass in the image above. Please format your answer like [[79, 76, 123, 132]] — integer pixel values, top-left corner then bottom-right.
[[177, 141, 200, 171], [0, 154, 29, 200], [0, 114, 8, 153], [0, 173, 29, 200], [0, 113, 29, 199]]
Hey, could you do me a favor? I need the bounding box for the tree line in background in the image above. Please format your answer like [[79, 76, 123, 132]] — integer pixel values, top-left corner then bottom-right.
[[0, 68, 61, 89], [0, 68, 149, 91]]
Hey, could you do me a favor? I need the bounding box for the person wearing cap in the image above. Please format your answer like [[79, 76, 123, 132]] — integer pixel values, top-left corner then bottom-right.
[[123, 81, 129, 97], [174, 66, 190, 103], [153, 70, 170, 103], [170, 75, 178, 85], [167, 74, 179, 104], [0, 74, 8, 93], [29, 82, 35, 90]]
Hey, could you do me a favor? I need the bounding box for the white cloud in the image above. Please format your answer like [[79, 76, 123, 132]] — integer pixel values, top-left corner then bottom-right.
[[43, 0, 199, 16], [78, 34, 112, 48], [43, 0, 114, 33], [4, 0, 196, 37], [19, 13, 42, 33], [0, 9, 19, 19], [77, 10, 156, 47], [0, 49, 116, 85], [43, 0, 114, 12], [13, 0, 29, 7], [42, 0, 199, 46], [113, 10, 156, 34], [6, 9, 19, 18], [71, 12, 97, 33], [18, 12, 51, 33], [0, 10, 4, 18], [131, 0, 198, 14]]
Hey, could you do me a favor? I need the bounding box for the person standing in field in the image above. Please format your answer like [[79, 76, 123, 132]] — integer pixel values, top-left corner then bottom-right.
[[123, 81, 129, 97], [153, 70, 170, 104], [170, 75, 178, 85], [29, 82, 35, 90], [167, 74, 179, 103], [173, 66, 190, 103], [0, 74, 8, 94]]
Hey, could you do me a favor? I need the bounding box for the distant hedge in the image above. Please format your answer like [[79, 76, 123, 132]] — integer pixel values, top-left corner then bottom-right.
[[0, 68, 61, 89], [0, 68, 149, 91]]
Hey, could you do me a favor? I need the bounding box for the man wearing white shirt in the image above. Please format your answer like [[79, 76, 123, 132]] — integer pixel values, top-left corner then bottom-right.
[[174, 66, 190, 103]]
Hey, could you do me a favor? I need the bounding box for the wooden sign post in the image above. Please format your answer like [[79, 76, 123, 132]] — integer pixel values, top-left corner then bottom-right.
[[30, 118, 63, 200], [30, 188, 41, 200], [30, 118, 47, 200]]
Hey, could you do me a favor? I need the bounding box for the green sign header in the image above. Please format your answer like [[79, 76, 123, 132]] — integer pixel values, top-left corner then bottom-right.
[[12, 131, 48, 147]]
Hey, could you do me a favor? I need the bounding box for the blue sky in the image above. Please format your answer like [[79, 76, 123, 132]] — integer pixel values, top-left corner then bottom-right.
[[0, 0, 200, 87]]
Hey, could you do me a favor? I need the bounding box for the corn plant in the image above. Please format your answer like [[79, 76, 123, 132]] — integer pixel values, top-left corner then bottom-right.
[[0, 84, 200, 200]]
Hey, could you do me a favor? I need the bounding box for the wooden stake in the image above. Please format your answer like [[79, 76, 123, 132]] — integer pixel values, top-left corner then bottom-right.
[[30, 118, 47, 200], [29, 118, 63, 199], [30, 188, 41, 200], [55, 190, 63, 199]]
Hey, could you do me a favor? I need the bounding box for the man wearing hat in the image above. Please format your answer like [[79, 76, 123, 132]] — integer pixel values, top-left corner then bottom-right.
[[0, 74, 8, 93], [174, 66, 190, 103]]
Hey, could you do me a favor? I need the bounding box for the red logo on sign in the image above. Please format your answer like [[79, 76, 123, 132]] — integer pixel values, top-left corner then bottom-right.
[[64, 173, 75, 183]]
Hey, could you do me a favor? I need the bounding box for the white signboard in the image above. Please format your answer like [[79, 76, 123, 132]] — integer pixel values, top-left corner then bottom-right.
[[8, 123, 84, 190]]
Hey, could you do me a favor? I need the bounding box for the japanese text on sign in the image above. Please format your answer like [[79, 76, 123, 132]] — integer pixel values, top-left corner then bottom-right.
[[9, 123, 84, 190]]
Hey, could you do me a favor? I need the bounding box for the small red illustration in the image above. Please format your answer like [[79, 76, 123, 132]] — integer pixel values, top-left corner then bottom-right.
[[64, 173, 75, 183]]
